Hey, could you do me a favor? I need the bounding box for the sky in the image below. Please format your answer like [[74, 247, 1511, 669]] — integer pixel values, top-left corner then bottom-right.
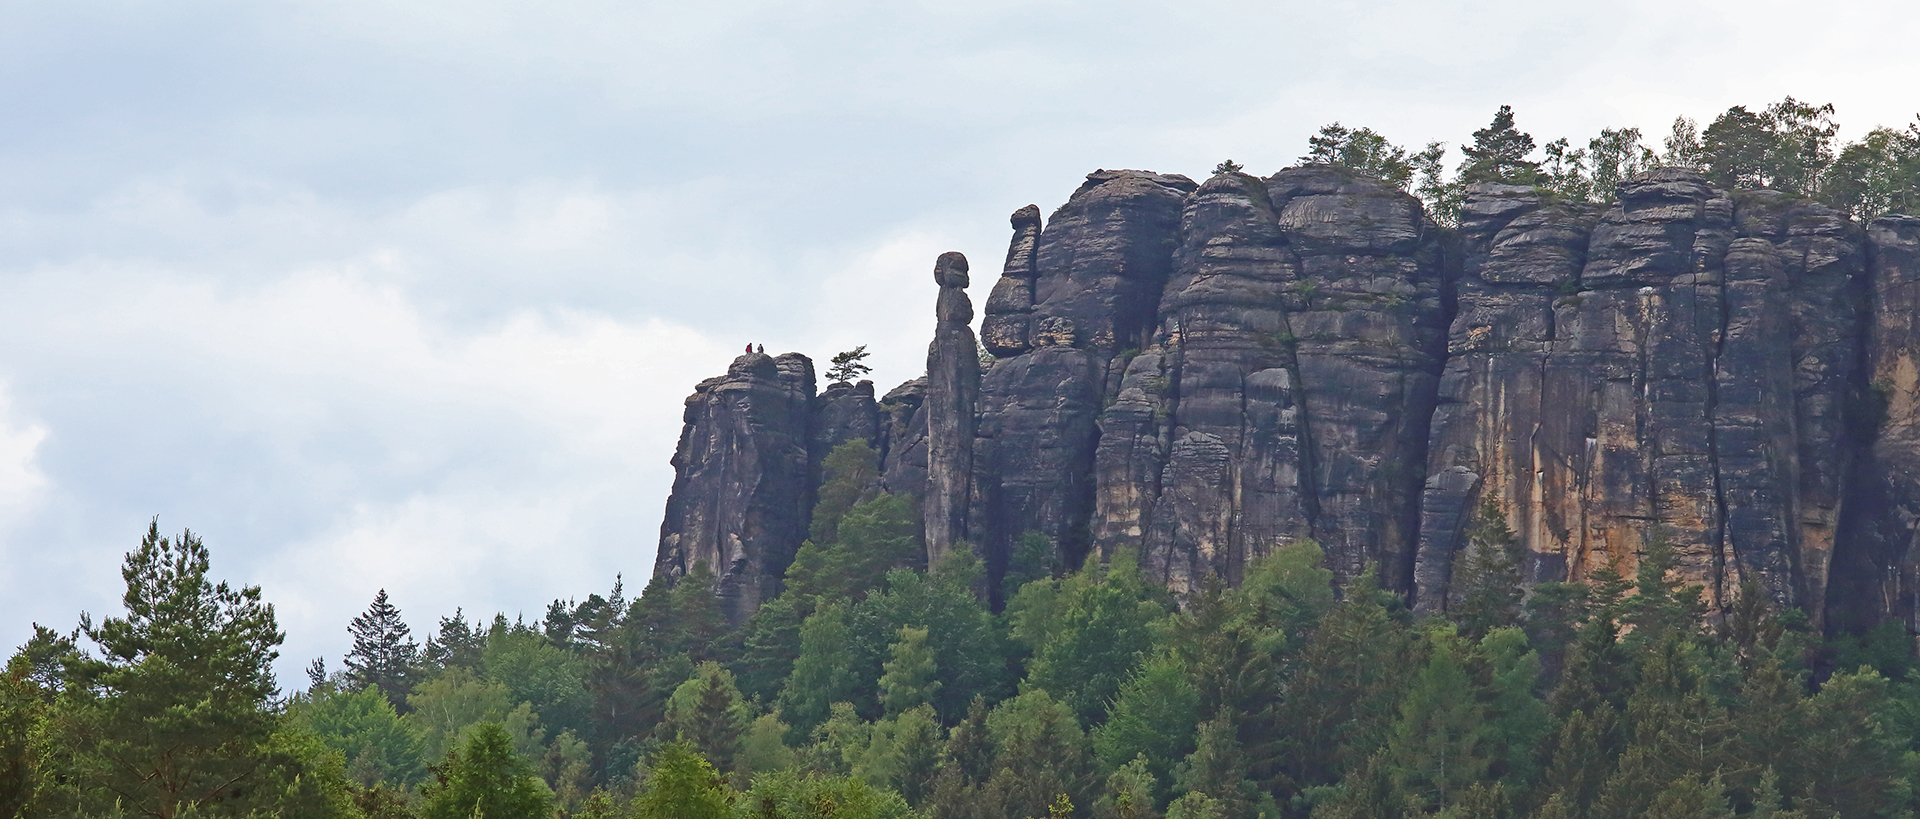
[[2, 0, 1918, 685]]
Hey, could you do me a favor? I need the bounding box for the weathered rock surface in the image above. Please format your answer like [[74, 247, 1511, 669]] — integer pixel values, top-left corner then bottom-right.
[[653, 164, 1920, 634], [1414, 170, 1869, 624], [972, 171, 1193, 592], [1092, 167, 1447, 592], [654, 352, 818, 624], [1832, 215, 1920, 631], [926, 252, 980, 565]]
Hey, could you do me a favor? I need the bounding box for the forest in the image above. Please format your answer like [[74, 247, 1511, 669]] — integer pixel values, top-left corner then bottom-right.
[[8, 97, 1920, 819]]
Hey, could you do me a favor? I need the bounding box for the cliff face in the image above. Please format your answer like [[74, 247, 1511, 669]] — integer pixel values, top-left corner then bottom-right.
[[655, 166, 1920, 632]]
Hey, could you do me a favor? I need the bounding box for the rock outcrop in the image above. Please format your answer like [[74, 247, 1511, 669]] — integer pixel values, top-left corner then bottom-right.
[[926, 252, 980, 564], [652, 164, 1920, 635], [654, 352, 818, 624]]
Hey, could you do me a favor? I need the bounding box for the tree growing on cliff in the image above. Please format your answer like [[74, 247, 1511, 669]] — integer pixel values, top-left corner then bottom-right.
[[1458, 105, 1540, 185], [829, 345, 872, 384], [1302, 123, 1419, 189]]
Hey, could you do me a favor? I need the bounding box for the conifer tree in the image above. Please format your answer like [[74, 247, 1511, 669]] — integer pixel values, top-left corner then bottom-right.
[[53, 522, 294, 818], [1451, 499, 1524, 638], [1386, 626, 1493, 815], [1171, 716, 1259, 819], [1095, 655, 1201, 792], [421, 608, 484, 673], [666, 661, 750, 773], [345, 589, 419, 708], [1459, 105, 1540, 185]]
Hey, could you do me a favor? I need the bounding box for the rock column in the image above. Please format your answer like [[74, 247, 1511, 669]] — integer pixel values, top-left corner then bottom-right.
[[926, 252, 979, 565]]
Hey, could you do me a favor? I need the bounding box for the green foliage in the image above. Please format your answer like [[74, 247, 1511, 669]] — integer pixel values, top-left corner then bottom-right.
[[829, 345, 874, 384], [741, 767, 919, 819], [812, 439, 882, 545], [1275, 565, 1418, 790], [1385, 626, 1493, 814], [418, 721, 555, 819], [1013, 550, 1172, 725], [1094, 655, 1201, 792], [864, 554, 1012, 722], [1301, 123, 1421, 190], [880, 625, 940, 717], [421, 608, 485, 673], [1824, 120, 1920, 220], [786, 493, 920, 606], [1702, 97, 1838, 195], [0, 639, 52, 818], [52, 522, 293, 818], [782, 602, 862, 735], [405, 666, 534, 761], [345, 589, 419, 709], [1214, 160, 1245, 175], [483, 615, 592, 737], [635, 740, 733, 819], [1450, 500, 1524, 639], [293, 681, 428, 787], [1458, 105, 1539, 185], [665, 661, 751, 772], [985, 689, 1097, 818]]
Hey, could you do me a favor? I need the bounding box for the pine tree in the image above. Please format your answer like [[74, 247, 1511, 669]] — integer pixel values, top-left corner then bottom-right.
[[1458, 105, 1540, 185], [827, 345, 873, 384], [53, 522, 295, 818], [418, 722, 555, 819], [879, 625, 940, 717], [810, 439, 881, 545], [345, 589, 419, 708], [1172, 716, 1259, 819]]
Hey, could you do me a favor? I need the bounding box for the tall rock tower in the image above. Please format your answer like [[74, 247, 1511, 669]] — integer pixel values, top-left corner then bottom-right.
[[925, 251, 979, 565]]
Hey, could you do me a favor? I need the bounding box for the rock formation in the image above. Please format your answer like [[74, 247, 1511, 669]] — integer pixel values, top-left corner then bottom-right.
[[652, 165, 1920, 635], [925, 252, 979, 565]]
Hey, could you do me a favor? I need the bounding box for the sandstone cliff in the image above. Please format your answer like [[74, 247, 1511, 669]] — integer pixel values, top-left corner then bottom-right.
[[654, 166, 1920, 633]]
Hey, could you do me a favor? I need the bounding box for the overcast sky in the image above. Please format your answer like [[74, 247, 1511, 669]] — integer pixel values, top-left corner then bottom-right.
[[2, 0, 1917, 684]]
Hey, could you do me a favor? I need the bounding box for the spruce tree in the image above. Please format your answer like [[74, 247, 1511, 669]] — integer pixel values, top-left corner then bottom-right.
[[1451, 499, 1524, 638], [665, 661, 750, 774], [420, 608, 484, 672], [345, 589, 419, 708]]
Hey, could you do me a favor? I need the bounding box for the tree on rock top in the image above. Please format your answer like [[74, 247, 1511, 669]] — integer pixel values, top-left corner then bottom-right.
[[1459, 105, 1540, 185], [829, 345, 872, 384]]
